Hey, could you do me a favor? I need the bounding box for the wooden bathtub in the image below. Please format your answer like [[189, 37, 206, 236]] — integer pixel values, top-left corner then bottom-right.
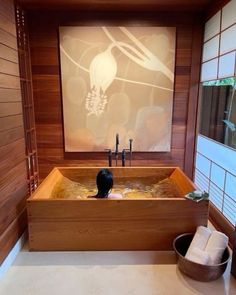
[[27, 167, 209, 251]]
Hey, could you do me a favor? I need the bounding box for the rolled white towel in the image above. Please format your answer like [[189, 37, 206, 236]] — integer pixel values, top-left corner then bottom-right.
[[185, 226, 212, 259], [205, 231, 229, 265], [186, 247, 211, 265]]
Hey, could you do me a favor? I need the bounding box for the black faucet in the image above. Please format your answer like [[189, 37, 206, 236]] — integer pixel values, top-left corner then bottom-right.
[[121, 139, 133, 167], [105, 135, 133, 167]]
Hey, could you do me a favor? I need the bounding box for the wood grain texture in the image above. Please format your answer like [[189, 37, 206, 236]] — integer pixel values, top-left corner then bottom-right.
[[0, 10, 16, 35], [0, 102, 22, 116], [0, 28, 17, 50], [0, 126, 24, 147], [0, 114, 23, 131], [0, 0, 28, 265], [28, 11, 203, 180], [0, 0, 15, 21], [0, 73, 20, 89], [0, 208, 27, 264], [0, 43, 18, 63], [0, 88, 21, 102], [27, 167, 209, 251], [19, 0, 214, 12], [0, 58, 19, 76]]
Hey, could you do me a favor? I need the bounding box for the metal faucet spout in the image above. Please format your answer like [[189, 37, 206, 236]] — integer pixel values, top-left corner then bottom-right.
[[115, 133, 119, 153]]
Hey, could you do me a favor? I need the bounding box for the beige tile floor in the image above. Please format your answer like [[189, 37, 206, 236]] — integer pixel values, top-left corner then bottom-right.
[[0, 241, 235, 295]]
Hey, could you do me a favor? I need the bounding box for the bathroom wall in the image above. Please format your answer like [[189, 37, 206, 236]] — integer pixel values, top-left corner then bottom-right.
[[28, 10, 203, 180], [0, 0, 28, 264]]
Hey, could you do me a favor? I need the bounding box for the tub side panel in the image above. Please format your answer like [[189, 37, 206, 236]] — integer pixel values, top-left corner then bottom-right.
[[28, 199, 209, 251]]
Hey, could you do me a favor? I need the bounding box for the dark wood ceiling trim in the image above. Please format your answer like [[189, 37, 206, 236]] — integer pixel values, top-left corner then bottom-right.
[[17, 0, 213, 12]]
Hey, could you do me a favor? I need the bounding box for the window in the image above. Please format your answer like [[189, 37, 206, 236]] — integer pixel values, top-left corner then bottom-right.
[[199, 78, 236, 150]]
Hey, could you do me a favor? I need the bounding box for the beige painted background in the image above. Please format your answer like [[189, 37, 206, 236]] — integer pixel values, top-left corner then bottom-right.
[[59, 26, 176, 152]]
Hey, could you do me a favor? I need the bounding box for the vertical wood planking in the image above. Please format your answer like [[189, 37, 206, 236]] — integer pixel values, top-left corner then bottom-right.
[[0, 0, 28, 265]]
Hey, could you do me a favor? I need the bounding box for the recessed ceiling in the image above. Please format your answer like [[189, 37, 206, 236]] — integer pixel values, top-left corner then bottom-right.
[[18, 0, 216, 11]]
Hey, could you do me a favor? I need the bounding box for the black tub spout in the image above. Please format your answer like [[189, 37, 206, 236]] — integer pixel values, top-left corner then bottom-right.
[[122, 149, 126, 167]]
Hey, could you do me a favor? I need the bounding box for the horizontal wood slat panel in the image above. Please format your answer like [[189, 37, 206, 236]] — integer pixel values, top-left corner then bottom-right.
[[0, 73, 20, 89], [0, 208, 27, 265], [0, 161, 27, 206], [0, 114, 23, 131], [0, 126, 24, 147], [0, 0, 15, 21], [0, 43, 18, 63], [0, 102, 22, 117], [0, 138, 26, 175], [0, 58, 19, 76], [0, 0, 28, 266], [0, 88, 22, 102], [0, 184, 27, 236], [0, 10, 16, 36], [0, 29, 17, 50]]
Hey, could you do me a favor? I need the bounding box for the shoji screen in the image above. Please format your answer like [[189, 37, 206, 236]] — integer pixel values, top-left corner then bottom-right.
[[201, 0, 236, 81]]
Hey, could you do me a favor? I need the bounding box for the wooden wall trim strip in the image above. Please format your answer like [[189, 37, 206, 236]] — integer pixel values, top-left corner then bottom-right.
[[184, 20, 204, 178], [209, 202, 235, 247]]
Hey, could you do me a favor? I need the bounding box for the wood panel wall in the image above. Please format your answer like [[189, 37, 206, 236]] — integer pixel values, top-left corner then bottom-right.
[[0, 0, 28, 264], [28, 11, 203, 180]]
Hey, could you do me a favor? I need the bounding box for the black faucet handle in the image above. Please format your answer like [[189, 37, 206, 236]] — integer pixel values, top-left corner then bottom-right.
[[129, 138, 133, 150], [105, 149, 112, 167], [121, 149, 126, 167]]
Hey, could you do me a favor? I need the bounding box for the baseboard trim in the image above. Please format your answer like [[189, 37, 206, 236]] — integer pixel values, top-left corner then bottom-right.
[[0, 230, 27, 280]]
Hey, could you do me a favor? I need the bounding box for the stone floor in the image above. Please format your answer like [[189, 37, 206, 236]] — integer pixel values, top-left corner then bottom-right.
[[0, 241, 235, 295]]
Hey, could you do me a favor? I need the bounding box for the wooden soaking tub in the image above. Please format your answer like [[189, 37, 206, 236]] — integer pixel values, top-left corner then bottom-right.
[[27, 167, 209, 251]]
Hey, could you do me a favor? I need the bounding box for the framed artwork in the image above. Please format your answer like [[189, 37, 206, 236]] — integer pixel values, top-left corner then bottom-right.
[[59, 26, 176, 152]]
